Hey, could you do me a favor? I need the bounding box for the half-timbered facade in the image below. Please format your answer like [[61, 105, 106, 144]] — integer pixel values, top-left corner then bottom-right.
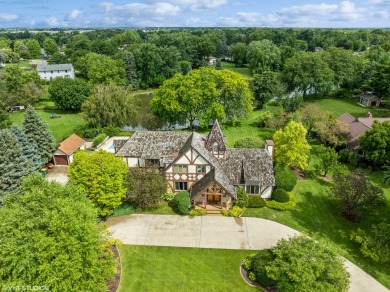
[[116, 121, 275, 211]]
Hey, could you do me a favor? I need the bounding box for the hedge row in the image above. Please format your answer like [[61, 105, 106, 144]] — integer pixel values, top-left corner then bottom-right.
[[266, 192, 296, 211], [247, 196, 266, 208], [189, 209, 207, 216], [173, 191, 190, 215], [221, 206, 244, 217]]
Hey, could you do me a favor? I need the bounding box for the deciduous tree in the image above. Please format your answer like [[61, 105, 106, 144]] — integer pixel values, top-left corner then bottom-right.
[[43, 37, 58, 56], [82, 83, 139, 128], [122, 50, 139, 89], [127, 166, 167, 208], [253, 71, 285, 108], [246, 40, 281, 74], [69, 151, 128, 217], [273, 121, 311, 170], [0, 175, 116, 290], [26, 39, 41, 58], [333, 171, 386, 221], [49, 77, 91, 110], [231, 42, 247, 67], [315, 146, 340, 176], [314, 118, 347, 147], [360, 121, 390, 165]]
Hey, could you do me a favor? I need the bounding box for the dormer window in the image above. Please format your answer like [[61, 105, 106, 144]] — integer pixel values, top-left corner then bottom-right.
[[213, 143, 218, 154]]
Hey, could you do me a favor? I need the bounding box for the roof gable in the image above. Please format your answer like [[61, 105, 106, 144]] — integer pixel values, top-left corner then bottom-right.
[[205, 120, 226, 151], [58, 134, 85, 155]]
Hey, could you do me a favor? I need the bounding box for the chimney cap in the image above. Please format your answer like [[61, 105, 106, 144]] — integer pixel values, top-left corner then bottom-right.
[[265, 140, 274, 146]]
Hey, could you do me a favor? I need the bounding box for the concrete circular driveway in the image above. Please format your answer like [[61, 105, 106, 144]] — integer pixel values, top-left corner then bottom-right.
[[107, 214, 389, 292]]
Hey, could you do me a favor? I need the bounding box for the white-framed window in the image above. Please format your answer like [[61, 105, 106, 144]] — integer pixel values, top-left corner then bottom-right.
[[246, 185, 260, 194], [174, 165, 187, 173], [213, 143, 218, 154], [175, 181, 188, 191], [197, 165, 206, 173]]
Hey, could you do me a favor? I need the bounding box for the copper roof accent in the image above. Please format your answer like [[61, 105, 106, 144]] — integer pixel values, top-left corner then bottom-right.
[[57, 134, 85, 155]]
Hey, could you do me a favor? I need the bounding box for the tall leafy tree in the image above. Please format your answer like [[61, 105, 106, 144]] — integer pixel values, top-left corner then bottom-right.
[[231, 42, 247, 67], [315, 146, 340, 176], [48, 51, 69, 64], [49, 77, 91, 110], [360, 121, 390, 165], [82, 83, 138, 128], [22, 106, 56, 166], [368, 52, 390, 102], [26, 39, 41, 58], [0, 129, 32, 199], [333, 171, 386, 221], [246, 40, 281, 74], [69, 150, 128, 217], [314, 118, 348, 147], [43, 37, 58, 56], [253, 71, 285, 108], [282, 52, 334, 97], [133, 43, 163, 88], [0, 175, 116, 290], [122, 50, 139, 89], [11, 126, 41, 171], [273, 121, 311, 170]]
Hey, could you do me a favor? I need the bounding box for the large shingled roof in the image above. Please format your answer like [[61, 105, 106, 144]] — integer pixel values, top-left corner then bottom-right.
[[37, 64, 73, 72]]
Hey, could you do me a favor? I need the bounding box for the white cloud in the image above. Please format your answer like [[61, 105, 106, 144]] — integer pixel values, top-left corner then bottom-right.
[[46, 17, 59, 26], [370, 0, 390, 4], [165, 0, 228, 11], [69, 9, 82, 20], [0, 13, 18, 21]]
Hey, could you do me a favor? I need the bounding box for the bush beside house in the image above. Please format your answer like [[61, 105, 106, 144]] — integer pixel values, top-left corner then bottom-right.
[[173, 191, 190, 215]]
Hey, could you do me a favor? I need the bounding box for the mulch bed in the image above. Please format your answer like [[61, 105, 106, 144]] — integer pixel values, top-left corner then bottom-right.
[[107, 244, 122, 292]]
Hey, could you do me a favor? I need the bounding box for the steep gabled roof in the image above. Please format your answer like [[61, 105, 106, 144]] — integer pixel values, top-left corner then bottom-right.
[[57, 134, 85, 155], [205, 120, 226, 151], [190, 168, 236, 200]]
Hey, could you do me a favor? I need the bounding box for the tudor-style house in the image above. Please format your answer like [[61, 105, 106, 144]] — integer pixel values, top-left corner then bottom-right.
[[116, 121, 275, 211]]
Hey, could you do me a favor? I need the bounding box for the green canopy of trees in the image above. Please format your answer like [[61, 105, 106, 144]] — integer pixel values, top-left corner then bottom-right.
[[247, 40, 281, 74], [360, 121, 390, 165], [49, 77, 91, 110], [0, 175, 116, 290]]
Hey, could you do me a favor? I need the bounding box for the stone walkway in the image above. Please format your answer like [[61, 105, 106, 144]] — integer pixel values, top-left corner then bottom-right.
[[107, 214, 389, 292]]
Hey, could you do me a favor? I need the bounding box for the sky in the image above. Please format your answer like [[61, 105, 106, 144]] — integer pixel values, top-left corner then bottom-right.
[[0, 0, 389, 28]]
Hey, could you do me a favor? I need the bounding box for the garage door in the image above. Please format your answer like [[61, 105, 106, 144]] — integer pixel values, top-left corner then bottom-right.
[[54, 155, 68, 165]]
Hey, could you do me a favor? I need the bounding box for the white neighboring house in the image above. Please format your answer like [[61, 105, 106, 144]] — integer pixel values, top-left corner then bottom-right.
[[36, 63, 75, 80]]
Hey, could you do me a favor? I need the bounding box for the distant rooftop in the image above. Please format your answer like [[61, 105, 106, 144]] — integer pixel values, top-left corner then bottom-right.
[[36, 64, 73, 72]]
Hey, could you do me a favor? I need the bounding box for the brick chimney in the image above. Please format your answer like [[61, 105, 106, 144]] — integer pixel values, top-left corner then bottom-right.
[[367, 112, 373, 118], [265, 140, 274, 158]]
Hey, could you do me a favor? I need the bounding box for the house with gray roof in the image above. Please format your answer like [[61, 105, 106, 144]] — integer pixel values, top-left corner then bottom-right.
[[36, 63, 75, 80], [116, 121, 275, 212]]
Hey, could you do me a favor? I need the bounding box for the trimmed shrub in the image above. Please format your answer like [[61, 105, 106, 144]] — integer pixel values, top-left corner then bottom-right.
[[221, 206, 244, 217], [101, 125, 120, 137], [248, 250, 277, 288], [339, 149, 349, 163], [266, 192, 296, 211], [235, 188, 249, 208], [92, 133, 107, 148], [272, 189, 289, 203], [234, 137, 264, 149], [274, 166, 297, 192], [247, 196, 266, 208], [173, 191, 190, 215], [189, 209, 207, 216], [160, 193, 176, 202]]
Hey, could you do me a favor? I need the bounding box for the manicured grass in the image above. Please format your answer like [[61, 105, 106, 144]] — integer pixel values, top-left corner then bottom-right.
[[243, 147, 390, 289], [118, 245, 255, 292], [9, 109, 86, 143], [310, 96, 389, 118], [0, 60, 32, 72], [110, 201, 177, 218], [221, 61, 253, 79]]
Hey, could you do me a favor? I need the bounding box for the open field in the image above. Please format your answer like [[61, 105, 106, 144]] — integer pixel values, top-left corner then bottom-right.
[[221, 61, 253, 79], [9, 109, 86, 143], [0, 60, 32, 72], [118, 245, 255, 292]]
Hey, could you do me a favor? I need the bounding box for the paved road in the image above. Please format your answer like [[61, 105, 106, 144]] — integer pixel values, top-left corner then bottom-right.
[[107, 214, 389, 292]]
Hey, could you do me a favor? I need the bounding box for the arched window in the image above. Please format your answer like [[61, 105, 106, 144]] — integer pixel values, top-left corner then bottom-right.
[[213, 143, 218, 154]]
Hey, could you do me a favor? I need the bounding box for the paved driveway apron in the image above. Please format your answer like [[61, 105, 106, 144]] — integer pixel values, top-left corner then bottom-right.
[[107, 214, 389, 292]]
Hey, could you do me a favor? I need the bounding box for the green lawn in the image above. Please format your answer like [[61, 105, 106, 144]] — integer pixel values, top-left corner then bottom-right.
[[221, 61, 253, 80], [110, 201, 177, 218], [118, 245, 255, 292], [0, 60, 32, 72], [9, 109, 86, 143], [311, 96, 389, 118]]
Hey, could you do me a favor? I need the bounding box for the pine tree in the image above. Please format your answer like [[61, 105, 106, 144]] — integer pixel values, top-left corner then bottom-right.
[[11, 126, 41, 170], [215, 59, 222, 70], [122, 51, 139, 90], [22, 106, 55, 166], [0, 129, 32, 199]]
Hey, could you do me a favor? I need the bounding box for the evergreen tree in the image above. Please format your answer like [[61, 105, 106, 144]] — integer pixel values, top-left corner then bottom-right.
[[122, 51, 139, 89], [11, 126, 41, 170], [215, 59, 222, 70], [22, 106, 55, 166], [0, 129, 32, 199], [0, 100, 11, 129]]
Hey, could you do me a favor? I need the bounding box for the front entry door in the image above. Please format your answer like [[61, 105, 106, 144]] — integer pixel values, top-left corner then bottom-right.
[[208, 195, 221, 203]]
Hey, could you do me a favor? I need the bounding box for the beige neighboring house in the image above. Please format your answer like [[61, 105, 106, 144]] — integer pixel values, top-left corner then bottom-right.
[[337, 112, 390, 151], [116, 121, 275, 212], [53, 134, 86, 165]]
